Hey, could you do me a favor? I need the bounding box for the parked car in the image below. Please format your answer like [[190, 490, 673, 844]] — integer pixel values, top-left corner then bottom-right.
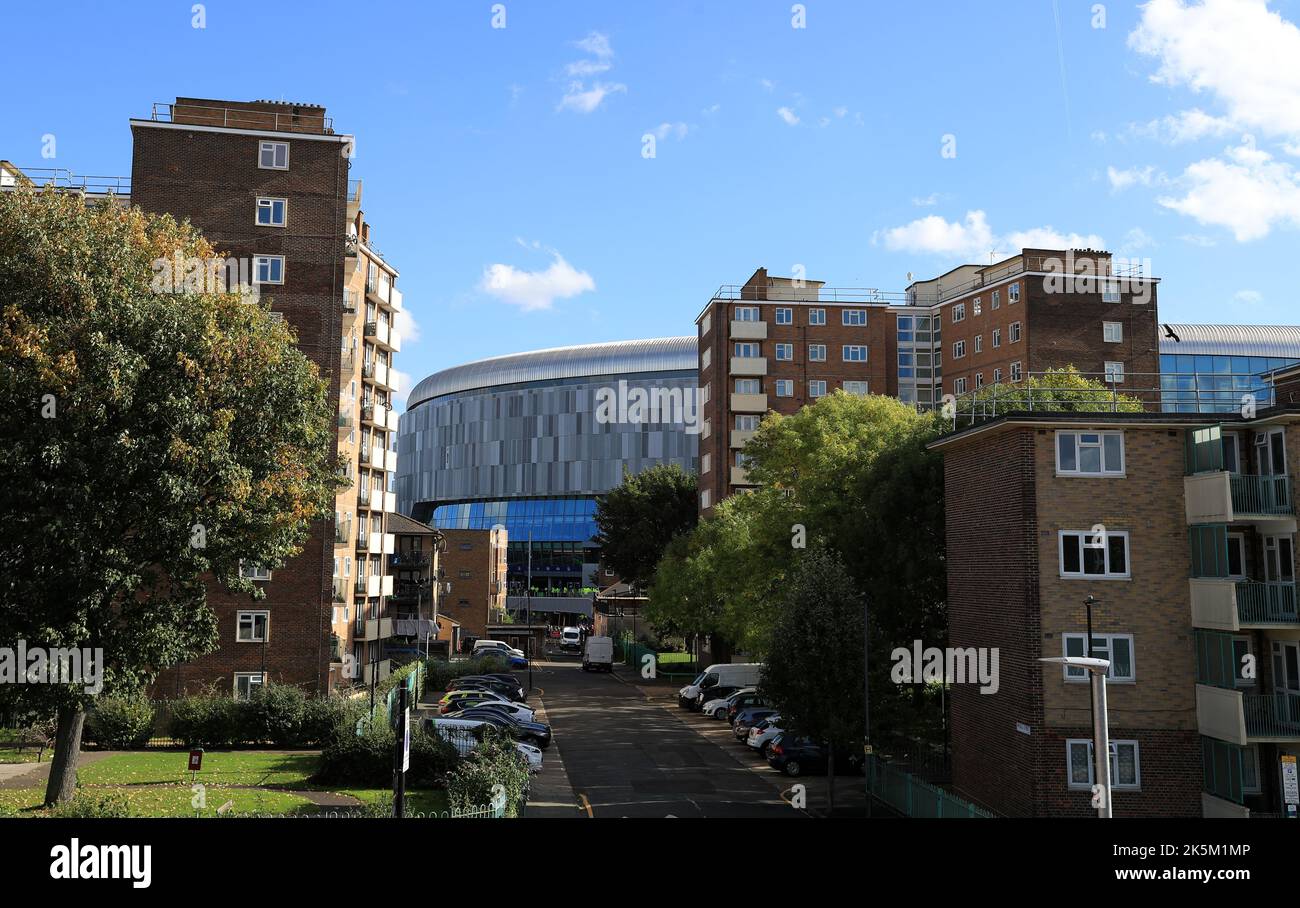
[[438, 690, 534, 721], [746, 716, 783, 754], [582, 636, 614, 672], [765, 734, 864, 777], [471, 647, 528, 668], [560, 627, 582, 651], [732, 706, 778, 738], [726, 691, 770, 724], [677, 663, 763, 708], [690, 685, 740, 713], [701, 687, 756, 719], [446, 707, 552, 749], [446, 675, 527, 702], [424, 717, 543, 773]]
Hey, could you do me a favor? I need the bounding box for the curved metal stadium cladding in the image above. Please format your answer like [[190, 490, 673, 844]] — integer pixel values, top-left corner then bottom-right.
[[396, 337, 699, 618]]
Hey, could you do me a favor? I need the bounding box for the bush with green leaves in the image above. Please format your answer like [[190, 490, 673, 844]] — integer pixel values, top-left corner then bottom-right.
[[446, 730, 530, 817], [84, 690, 156, 749], [302, 694, 354, 747], [315, 713, 459, 788], [245, 683, 307, 747], [421, 656, 512, 697], [48, 790, 132, 818], [167, 692, 249, 747]]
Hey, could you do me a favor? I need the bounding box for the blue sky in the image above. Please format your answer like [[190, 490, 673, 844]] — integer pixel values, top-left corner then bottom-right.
[[5, 0, 1300, 408]]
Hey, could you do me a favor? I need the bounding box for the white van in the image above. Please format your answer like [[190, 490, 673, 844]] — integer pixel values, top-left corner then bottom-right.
[[560, 627, 582, 651], [582, 636, 614, 672], [678, 663, 763, 708]]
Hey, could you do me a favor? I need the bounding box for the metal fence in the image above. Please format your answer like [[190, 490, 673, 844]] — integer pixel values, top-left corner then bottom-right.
[[866, 754, 995, 818]]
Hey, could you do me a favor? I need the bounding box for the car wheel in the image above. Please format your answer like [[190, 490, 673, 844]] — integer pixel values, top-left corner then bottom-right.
[[713, 707, 727, 719], [784, 760, 802, 777], [522, 735, 542, 747]]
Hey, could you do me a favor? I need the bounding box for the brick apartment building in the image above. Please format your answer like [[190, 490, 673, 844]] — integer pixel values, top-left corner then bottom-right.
[[932, 404, 1300, 818], [387, 512, 454, 659], [127, 97, 406, 698], [439, 526, 508, 648], [696, 250, 1159, 510]]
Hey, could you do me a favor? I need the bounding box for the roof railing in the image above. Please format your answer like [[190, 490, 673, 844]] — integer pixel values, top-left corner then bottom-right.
[[0, 166, 130, 196], [712, 285, 909, 304], [148, 101, 334, 134]]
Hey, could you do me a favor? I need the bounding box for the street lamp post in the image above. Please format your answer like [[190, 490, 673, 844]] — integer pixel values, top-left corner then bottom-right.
[[1040, 655, 1113, 817]]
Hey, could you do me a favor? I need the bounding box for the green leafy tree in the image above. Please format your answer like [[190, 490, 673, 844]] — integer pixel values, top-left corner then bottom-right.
[[760, 546, 865, 813], [0, 187, 343, 804], [956, 366, 1146, 419], [593, 463, 698, 590]]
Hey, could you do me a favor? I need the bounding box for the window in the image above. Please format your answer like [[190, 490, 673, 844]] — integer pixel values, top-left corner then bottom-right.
[[842, 309, 867, 326], [1105, 361, 1125, 383], [1059, 530, 1131, 579], [952, 303, 966, 323], [952, 340, 966, 359], [972, 297, 982, 316], [897, 316, 914, 342], [1223, 433, 1241, 475], [991, 289, 1001, 309], [775, 343, 793, 361], [733, 342, 760, 358], [258, 141, 289, 170], [237, 611, 269, 643], [701, 453, 711, 474], [975, 373, 984, 389], [974, 334, 983, 354], [735, 378, 761, 394], [1010, 321, 1022, 343], [254, 255, 285, 285], [1227, 533, 1246, 579], [993, 368, 1003, 383], [1008, 282, 1020, 303], [234, 672, 266, 700], [1010, 361, 1023, 382], [842, 345, 868, 362], [1062, 634, 1135, 682], [458, 569, 473, 579], [701, 312, 712, 335], [1102, 283, 1121, 303], [1103, 321, 1123, 343], [701, 348, 711, 370], [700, 490, 711, 509], [256, 197, 287, 227], [1056, 431, 1125, 476], [808, 308, 826, 325], [992, 328, 1002, 348], [775, 307, 793, 325], [808, 344, 827, 362], [808, 380, 827, 398], [239, 562, 272, 581], [775, 379, 794, 397], [844, 381, 869, 396], [736, 415, 760, 430], [1067, 739, 1140, 790], [954, 377, 968, 395], [1243, 745, 1262, 794], [735, 306, 760, 322]]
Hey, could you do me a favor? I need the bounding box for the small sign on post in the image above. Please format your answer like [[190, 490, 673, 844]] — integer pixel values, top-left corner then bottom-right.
[[188, 748, 204, 783], [1282, 754, 1298, 819]]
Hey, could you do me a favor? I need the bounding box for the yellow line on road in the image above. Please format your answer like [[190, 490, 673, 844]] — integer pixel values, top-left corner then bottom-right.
[[578, 793, 594, 818]]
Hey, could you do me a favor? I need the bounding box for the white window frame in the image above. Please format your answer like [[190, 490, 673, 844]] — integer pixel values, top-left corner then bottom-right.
[[701, 453, 711, 474], [255, 196, 287, 228], [254, 255, 285, 285], [842, 309, 867, 326], [952, 340, 966, 359], [1103, 321, 1123, 343], [843, 381, 869, 396], [972, 297, 982, 316], [842, 345, 868, 362], [1061, 633, 1136, 682], [974, 334, 983, 354], [1102, 283, 1121, 303], [239, 562, 272, 581], [1105, 361, 1126, 384], [991, 289, 1001, 309], [774, 379, 794, 397], [808, 308, 826, 326], [975, 373, 984, 389], [1059, 530, 1131, 580], [1055, 430, 1126, 477], [236, 610, 270, 643], [733, 342, 760, 358], [700, 490, 711, 509], [1010, 321, 1022, 343], [734, 305, 760, 322], [234, 672, 267, 701], [1008, 282, 1020, 303], [952, 303, 966, 323], [808, 344, 827, 362], [992, 328, 1002, 348], [774, 343, 793, 361], [1010, 361, 1023, 382], [258, 141, 289, 170], [1066, 739, 1140, 790], [735, 414, 760, 431], [775, 307, 793, 325], [808, 380, 827, 398], [954, 377, 968, 395], [735, 378, 761, 394], [993, 368, 1003, 384]]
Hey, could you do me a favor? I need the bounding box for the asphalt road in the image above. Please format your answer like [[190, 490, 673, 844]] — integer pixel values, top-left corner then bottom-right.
[[535, 661, 798, 818]]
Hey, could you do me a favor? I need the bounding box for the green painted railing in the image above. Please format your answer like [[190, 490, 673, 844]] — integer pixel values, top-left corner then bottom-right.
[[865, 755, 995, 818], [1236, 581, 1300, 624], [1230, 474, 1293, 516], [1244, 691, 1300, 739]]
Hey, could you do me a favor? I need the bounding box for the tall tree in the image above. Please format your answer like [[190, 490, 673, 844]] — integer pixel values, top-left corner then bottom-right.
[[593, 463, 697, 590], [0, 187, 343, 804]]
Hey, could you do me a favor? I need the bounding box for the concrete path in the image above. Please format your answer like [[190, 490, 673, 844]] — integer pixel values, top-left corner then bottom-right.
[[0, 751, 112, 790]]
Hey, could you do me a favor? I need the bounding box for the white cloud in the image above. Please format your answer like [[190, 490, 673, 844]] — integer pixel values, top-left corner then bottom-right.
[[573, 32, 614, 59], [394, 308, 420, 345], [1129, 0, 1300, 143], [702, 103, 721, 116], [911, 192, 941, 207], [1130, 108, 1237, 144], [759, 78, 775, 92], [1107, 164, 1163, 190], [558, 81, 626, 114], [1234, 289, 1263, 304], [776, 107, 800, 126], [389, 368, 414, 405], [480, 252, 596, 312], [833, 106, 848, 118], [651, 122, 689, 141], [1157, 141, 1300, 241], [874, 210, 1104, 260], [1180, 233, 1218, 247], [565, 59, 611, 78]]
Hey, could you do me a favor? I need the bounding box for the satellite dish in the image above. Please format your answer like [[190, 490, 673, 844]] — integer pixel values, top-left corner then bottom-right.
[[906, 272, 914, 282]]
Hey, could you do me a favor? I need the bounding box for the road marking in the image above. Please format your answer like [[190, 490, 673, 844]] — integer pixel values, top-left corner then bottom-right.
[[578, 792, 594, 818]]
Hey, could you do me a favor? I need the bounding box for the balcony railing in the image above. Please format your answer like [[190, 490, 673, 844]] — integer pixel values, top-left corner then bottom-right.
[[334, 523, 351, 545], [359, 446, 371, 465], [149, 101, 334, 134], [1244, 691, 1300, 739], [1235, 581, 1300, 624], [391, 551, 430, 568], [359, 488, 371, 506], [1230, 474, 1293, 516], [332, 579, 348, 603]]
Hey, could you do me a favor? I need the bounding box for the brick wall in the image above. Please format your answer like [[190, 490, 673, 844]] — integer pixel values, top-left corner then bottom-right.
[[438, 529, 497, 641]]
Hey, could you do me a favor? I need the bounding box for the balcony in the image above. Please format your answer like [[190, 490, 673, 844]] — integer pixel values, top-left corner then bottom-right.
[[389, 287, 403, 313], [384, 491, 397, 513], [1185, 471, 1297, 533], [1190, 579, 1300, 631], [730, 429, 756, 449], [332, 579, 348, 603], [342, 290, 358, 314], [730, 320, 768, 341], [364, 320, 395, 350], [358, 531, 382, 552], [357, 617, 394, 642], [358, 487, 372, 507], [354, 575, 381, 598], [730, 357, 767, 377], [384, 449, 398, 473], [337, 410, 354, 430], [391, 550, 430, 569], [730, 466, 754, 486], [334, 523, 351, 545], [1197, 684, 1300, 744], [389, 330, 401, 354], [731, 393, 768, 413], [362, 659, 392, 685], [359, 445, 371, 466]]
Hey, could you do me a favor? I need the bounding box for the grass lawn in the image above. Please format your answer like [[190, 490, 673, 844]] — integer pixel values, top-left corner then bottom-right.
[[0, 750, 454, 818], [0, 747, 45, 764]]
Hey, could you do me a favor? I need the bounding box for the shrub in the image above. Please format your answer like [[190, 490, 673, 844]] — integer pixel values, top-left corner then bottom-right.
[[446, 730, 530, 817], [48, 790, 132, 819], [167, 692, 248, 747], [314, 717, 394, 787], [85, 690, 156, 749], [302, 694, 354, 747], [246, 683, 307, 747]]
